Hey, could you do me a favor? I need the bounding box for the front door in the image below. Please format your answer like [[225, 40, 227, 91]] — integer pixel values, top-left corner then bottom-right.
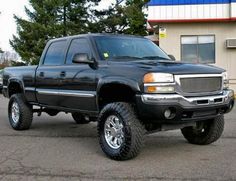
[[58, 38, 97, 112]]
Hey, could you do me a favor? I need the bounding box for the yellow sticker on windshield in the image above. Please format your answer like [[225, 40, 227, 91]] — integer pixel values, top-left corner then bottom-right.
[[103, 52, 109, 58]]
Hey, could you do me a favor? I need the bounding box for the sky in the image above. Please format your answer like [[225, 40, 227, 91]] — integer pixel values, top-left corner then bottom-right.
[[0, 0, 116, 52]]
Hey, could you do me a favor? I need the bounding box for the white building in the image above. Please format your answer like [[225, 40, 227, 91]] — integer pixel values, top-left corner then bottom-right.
[[147, 0, 236, 91]]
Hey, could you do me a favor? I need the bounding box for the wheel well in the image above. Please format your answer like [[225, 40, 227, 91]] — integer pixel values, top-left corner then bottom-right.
[[98, 83, 136, 110], [8, 82, 23, 97]]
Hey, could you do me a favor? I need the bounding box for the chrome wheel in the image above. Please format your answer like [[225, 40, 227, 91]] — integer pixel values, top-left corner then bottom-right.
[[98, 103, 145, 160], [104, 115, 124, 149], [11, 102, 20, 124]]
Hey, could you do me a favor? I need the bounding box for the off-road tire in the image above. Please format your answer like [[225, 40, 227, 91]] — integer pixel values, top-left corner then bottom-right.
[[181, 115, 224, 145], [71, 113, 90, 124], [98, 102, 145, 160], [8, 94, 33, 130]]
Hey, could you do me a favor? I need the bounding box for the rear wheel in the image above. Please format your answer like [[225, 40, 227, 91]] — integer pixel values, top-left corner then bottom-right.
[[8, 94, 33, 130], [181, 115, 224, 145], [98, 102, 145, 160], [71, 113, 90, 124]]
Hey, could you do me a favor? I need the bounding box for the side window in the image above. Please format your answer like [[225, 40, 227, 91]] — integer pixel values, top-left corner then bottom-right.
[[66, 38, 91, 64], [43, 40, 66, 65]]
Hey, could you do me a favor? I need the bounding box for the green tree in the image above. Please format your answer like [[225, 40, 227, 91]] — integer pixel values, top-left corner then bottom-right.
[[11, 0, 148, 65], [123, 0, 149, 35], [10, 0, 60, 65], [90, 0, 149, 36], [10, 0, 99, 65], [57, 0, 99, 36]]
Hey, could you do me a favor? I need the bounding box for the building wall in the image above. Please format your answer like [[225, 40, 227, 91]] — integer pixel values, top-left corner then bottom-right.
[[148, 0, 236, 21], [158, 22, 236, 91]]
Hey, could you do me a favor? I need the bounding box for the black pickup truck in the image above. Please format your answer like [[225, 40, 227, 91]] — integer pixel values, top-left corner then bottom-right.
[[2, 34, 235, 160]]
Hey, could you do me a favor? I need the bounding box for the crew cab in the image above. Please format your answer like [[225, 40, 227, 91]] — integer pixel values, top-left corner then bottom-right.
[[2, 34, 235, 160]]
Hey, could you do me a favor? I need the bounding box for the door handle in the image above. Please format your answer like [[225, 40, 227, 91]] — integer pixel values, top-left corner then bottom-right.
[[60, 71, 66, 77], [39, 72, 44, 77]]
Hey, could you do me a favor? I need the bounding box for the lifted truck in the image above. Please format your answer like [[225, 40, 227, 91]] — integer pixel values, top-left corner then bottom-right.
[[2, 34, 235, 160]]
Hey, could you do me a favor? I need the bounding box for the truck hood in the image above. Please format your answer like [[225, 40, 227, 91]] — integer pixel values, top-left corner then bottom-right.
[[109, 60, 224, 75]]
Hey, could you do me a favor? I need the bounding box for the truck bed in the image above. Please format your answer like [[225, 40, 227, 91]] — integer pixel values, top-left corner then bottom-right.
[[3, 66, 37, 101]]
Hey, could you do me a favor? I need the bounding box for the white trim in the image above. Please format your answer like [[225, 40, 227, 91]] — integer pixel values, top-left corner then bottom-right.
[[36, 89, 95, 98], [148, 4, 230, 20], [231, 2, 236, 18], [25, 87, 35, 91]]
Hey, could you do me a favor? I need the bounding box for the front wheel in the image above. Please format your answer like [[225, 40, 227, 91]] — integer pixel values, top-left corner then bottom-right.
[[181, 115, 224, 145], [98, 102, 145, 160], [8, 94, 33, 130]]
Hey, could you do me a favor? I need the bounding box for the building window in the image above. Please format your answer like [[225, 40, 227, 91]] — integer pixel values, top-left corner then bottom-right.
[[181, 35, 215, 64]]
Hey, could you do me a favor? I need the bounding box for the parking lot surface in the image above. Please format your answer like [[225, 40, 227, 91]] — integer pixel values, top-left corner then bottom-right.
[[0, 95, 235, 180]]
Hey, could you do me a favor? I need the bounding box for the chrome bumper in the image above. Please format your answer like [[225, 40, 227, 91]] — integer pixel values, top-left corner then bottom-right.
[[141, 90, 234, 108]]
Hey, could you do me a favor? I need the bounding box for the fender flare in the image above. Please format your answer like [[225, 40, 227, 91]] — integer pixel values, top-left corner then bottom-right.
[[7, 78, 25, 98], [97, 76, 141, 94], [96, 76, 141, 107]]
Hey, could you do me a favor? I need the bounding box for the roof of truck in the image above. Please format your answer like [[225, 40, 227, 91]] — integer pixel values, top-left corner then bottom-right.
[[48, 33, 145, 42]]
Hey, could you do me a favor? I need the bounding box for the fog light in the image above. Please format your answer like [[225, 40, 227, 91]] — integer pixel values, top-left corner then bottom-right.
[[164, 107, 176, 119], [164, 109, 171, 118]]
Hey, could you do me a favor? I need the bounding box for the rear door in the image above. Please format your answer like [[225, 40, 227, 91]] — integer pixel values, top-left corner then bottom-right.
[[36, 40, 68, 106], [58, 38, 97, 111]]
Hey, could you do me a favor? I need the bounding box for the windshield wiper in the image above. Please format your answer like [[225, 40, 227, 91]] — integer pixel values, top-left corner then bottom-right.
[[112, 56, 144, 60], [142, 56, 170, 60]]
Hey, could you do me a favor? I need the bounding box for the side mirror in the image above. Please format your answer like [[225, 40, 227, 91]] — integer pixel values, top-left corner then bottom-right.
[[72, 53, 94, 64], [168, 54, 176, 61]]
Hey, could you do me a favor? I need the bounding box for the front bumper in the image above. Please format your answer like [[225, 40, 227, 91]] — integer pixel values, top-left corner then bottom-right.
[[136, 89, 234, 123]]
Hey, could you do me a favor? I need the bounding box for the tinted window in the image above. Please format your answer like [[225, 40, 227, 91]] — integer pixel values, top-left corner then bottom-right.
[[43, 41, 66, 65], [66, 38, 91, 64], [95, 36, 171, 61], [181, 35, 215, 64]]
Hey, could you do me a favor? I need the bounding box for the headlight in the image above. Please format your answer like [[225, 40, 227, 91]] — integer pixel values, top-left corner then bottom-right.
[[222, 72, 229, 89], [145, 85, 175, 93], [144, 73, 175, 93], [143, 73, 174, 83]]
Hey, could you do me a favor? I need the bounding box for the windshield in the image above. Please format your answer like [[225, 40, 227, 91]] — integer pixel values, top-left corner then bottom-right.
[[95, 36, 171, 61]]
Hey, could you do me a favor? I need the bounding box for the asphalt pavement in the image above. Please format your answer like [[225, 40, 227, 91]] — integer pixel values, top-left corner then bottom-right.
[[0, 95, 235, 180]]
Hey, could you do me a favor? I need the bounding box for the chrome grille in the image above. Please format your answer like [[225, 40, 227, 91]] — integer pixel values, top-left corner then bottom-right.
[[180, 77, 222, 93]]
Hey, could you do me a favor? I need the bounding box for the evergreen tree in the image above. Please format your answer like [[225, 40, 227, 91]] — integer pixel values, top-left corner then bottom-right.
[[10, 0, 99, 65], [90, 0, 149, 36], [11, 0, 60, 65], [10, 0, 148, 65], [123, 0, 149, 36]]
